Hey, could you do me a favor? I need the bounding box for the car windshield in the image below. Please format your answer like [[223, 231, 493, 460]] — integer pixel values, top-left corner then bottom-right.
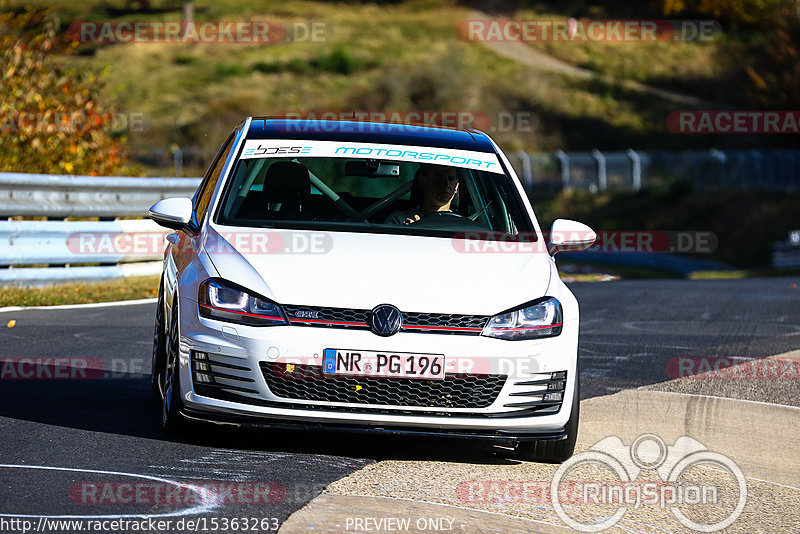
[[215, 139, 535, 239]]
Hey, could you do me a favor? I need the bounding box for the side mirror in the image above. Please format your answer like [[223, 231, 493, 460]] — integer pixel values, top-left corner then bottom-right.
[[548, 219, 596, 255], [148, 197, 195, 232]]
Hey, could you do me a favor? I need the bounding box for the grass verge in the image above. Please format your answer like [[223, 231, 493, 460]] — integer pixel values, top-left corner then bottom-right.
[[558, 260, 680, 279], [0, 275, 160, 308], [688, 269, 800, 280]]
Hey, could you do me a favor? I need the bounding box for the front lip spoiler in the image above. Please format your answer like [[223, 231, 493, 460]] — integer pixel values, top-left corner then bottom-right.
[[179, 407, 567, 443]]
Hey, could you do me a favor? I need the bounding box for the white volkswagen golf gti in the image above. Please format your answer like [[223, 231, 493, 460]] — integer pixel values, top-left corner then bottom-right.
[[149, 118, 595, 462]]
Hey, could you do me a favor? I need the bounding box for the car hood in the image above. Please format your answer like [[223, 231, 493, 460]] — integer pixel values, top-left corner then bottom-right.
[[204, 226, 552, 316]]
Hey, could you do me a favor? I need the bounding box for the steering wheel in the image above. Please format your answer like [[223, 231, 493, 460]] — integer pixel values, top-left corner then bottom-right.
[[410, 210, 485, 230]]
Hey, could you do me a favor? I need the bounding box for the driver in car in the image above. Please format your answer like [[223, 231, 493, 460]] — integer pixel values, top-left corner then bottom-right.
[[384, 163, 459, 225]]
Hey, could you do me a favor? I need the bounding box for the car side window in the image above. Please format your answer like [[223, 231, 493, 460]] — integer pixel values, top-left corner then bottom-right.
[[193, 132, 235, 226]]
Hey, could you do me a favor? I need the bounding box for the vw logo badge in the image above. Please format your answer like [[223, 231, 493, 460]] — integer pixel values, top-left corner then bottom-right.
[[369, 304, 402, 337]]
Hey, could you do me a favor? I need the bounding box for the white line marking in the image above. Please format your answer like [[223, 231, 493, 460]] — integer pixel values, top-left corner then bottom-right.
[[582, 340, 694, 350], [0, 298, 157, 314], [697, 464, 800, 492], [0, 464, 219, 519], [743, 474, 800, 492], [639, 389, 800, 410], [71, 332, 152, 346]]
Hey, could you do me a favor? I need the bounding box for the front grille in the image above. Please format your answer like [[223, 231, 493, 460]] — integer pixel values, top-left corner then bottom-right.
[[282, 305, 488, 335], [260, 363, 506, 409], [402, 312, 487, 332], [282, 305, 369, 329]]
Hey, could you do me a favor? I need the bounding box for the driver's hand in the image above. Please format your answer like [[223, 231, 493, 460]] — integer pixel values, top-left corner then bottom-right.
[[403, 215, 421, 225]]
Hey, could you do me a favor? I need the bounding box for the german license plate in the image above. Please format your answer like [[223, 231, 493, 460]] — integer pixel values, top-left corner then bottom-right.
[[323, 349, 445, 380]]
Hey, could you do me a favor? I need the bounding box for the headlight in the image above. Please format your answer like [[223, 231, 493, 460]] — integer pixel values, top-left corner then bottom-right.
[[198, 279, 287, 327], [481, 297, 563, 340]]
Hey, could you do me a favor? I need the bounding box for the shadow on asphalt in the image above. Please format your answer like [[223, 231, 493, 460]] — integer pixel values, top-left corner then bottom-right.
[[0, 370, 523, 465], [6, 278, 799, 469]]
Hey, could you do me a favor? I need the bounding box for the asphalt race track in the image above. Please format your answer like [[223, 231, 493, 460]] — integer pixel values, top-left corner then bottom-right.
[[1, 277, 798, 532]]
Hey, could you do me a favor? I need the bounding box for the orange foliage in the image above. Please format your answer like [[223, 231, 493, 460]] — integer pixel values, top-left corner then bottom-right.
[[0, 6, 130, 175]]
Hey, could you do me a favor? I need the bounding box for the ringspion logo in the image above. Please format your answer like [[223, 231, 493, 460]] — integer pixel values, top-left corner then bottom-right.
[[552, 434, 746, 532]]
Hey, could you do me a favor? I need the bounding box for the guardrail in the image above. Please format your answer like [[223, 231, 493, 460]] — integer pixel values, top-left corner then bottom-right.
[[0, 172, 201, 218], [772, 230, 800, 269], [3, 168, 792, 286], [0, 219, 172, 287], [0, 172, 201, 286], [511, 148, 800, 194], [0, 219, 169, 266]]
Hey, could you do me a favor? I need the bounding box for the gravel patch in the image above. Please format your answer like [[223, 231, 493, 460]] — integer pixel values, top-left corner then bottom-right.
[[643, 350, 800, 407], [325, 445, 800, 533]]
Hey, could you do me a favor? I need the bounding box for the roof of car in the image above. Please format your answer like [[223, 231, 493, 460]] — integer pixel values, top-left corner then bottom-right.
[[244, 118, 497, 153]]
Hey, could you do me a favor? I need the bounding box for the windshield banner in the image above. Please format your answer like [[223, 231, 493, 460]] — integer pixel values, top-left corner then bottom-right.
[[238, 139, 503, 173]]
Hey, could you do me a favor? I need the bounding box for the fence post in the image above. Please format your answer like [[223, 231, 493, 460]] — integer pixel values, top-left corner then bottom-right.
[[171, 144, 183, 177], [591, 149, 607, 192], [749, 149, 764, 190], [626, 148, 641, 191], [554, 149, 570, 190], [516, 150, 533, 194], [182, 3, 195, 39], [710, 148, 726, 188]]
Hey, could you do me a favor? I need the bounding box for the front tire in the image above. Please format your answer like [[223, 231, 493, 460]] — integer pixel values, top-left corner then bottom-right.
[[516, 372, 580, 464], [161, 297, 186, 434], [151, 277, 167, 398]]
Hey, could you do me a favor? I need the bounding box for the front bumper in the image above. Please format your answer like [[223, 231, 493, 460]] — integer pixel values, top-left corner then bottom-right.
[[179, 406, 567, 443], [176, 296, 579, 435]]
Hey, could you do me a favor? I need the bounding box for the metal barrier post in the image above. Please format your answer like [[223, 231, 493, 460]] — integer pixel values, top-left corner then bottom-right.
[[591, 149, 607, 192], [516, 150, 533, 194], [554, 149, 570, 190], [626, 148, 641, 191]]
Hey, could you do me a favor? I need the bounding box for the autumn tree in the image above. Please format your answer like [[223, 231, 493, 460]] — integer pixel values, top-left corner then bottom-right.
[[659, 0, 789, 27], [0, 6, 130, 175]]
